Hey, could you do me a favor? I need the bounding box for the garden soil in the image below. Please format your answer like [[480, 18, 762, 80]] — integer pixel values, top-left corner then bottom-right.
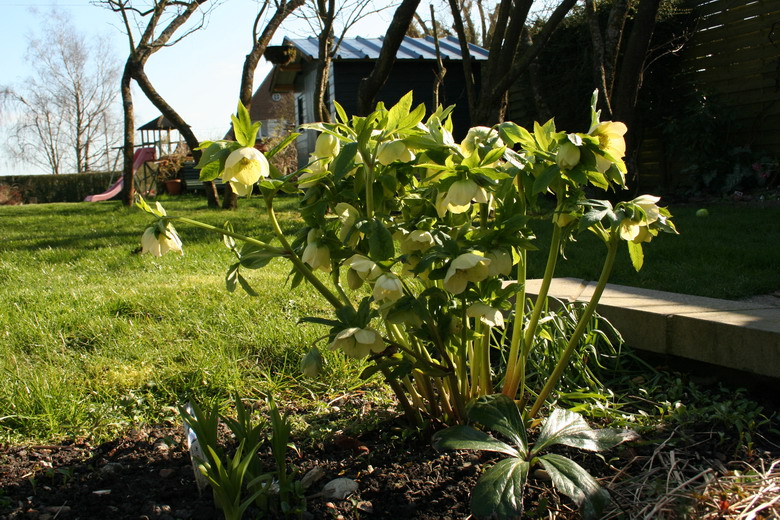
[[2, 413, 779, 520]]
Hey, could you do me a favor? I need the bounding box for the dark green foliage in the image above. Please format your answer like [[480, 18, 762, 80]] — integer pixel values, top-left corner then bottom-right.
[[1, 172, 116, 203]]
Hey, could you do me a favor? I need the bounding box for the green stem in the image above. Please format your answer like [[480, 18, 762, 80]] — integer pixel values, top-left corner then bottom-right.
[[502, 248, 526, 398], [265, 199, 344, 310], [529, 236, 619, 419], [166, 216, 285, 255]]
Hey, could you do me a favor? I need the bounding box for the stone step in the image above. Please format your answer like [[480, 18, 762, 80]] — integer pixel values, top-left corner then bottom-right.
[[524, 278, 780, 378]]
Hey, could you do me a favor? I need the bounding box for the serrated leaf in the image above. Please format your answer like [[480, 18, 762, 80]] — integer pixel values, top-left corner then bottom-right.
[[466, 394, 528, 456], [627, 240, 644, 271], [532, 408, 638, 455], [432, 426, 520, 457], [368, 218, 394, 261], [237, 273, 258, 297], [533, 164, 560, 195], [225, 263, 239, 293], [386, 91, 413, 133], [239, 251, 277, 269], [332, 142, 358, 179], [539, 453, 610, 520], [199, 160, 223, 182], [471, 458, 529, 519], [266, 133, 300, 159]]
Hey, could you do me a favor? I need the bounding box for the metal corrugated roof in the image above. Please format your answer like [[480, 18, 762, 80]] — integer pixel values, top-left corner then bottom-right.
[[286, 35, 489, 61]]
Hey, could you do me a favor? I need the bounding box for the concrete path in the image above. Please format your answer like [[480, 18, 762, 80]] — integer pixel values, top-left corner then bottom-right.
[[524, 278, 780, 378]]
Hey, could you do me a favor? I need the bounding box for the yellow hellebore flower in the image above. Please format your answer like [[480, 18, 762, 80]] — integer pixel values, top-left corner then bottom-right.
[[329, 327, 385, 359], [314, 132, 340, 158], [301, 229, 330, 272], [444, 252, 491, 294], [436, 179, 490, 217], [619, 220, 655, 243], [373, 273, 404, 303], [486, 249, 512, 277], [141, 224, 183, 257], [467, 302, 505, 328], [591, 121, 627, 175], [556, 140, 581, 170], [632, 194, 661, 224], [376, 140, 415, 165], [401, 230, 435, 254], [222, 147, 269, 196]]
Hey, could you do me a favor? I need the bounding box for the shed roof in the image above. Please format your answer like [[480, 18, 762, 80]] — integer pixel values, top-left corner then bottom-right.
[[286, 35, 489, 61], [137, 116, 180, 131]]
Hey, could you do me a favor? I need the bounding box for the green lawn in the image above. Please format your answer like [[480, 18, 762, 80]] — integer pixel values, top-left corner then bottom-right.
[[0, 196, 777, 443]]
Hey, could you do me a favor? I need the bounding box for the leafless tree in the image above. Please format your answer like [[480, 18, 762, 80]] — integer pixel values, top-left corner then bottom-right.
[[100, 0, 219, 207], [219, 0, 305, 210], [293, 0, 395, 122], [2, 10, 121, 175]]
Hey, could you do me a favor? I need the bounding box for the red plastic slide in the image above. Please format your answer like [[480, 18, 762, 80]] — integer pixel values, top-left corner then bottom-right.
[[84, 147, 156, 202]]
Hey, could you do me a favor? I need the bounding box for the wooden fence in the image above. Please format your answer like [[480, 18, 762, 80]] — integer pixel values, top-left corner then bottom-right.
[[640, 0, 780, 191]]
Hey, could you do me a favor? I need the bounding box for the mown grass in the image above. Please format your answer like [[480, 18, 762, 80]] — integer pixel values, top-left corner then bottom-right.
[[0, 196, 777, 443]]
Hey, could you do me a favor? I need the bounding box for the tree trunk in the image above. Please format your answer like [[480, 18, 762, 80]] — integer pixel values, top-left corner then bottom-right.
[[129, 62, 220, 207], [120, 61, 135, 207], [357, 0, 421, 115]]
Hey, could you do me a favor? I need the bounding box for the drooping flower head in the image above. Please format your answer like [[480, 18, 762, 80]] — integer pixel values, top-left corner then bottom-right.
[[436, 179, 491, 217], [376, 140, 415, 165], [444, 252, 491, 294], [373, 273, 404, 303], [329, 327, 385, 359], [314, 132, 340, 159], [222, 147, 269, 196], [141, 223, 183, 257], [301, 229, 331, 272]]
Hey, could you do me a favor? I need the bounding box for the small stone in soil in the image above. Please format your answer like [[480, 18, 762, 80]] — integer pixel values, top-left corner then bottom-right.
[[159, 468, 175, 478]]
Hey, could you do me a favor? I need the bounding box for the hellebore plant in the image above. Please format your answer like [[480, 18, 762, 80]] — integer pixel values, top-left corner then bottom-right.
[[138, 93, 676, 429]]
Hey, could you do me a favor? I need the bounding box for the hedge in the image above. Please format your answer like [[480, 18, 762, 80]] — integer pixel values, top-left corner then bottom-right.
[[0, 172, 118, 204]]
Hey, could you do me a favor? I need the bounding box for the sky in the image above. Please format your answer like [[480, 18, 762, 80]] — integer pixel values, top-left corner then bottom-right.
[[0, 0, 396, 175]]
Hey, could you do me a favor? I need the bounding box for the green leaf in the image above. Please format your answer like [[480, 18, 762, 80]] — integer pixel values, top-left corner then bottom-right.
[[539, 453, 610, 520], [334, 101, 349, 124], [237, 273, 258, 297], [498, 122, 533, 147], [466, 394, 528, 456], [231, 101, 260, 147], [239, 250, 277, 269], [532, 408, 637, 456], [225, 263, 239, 293], [397, 102, 426, 132], [627, 240, 644, 271], [432, 425, 520, 457], [471, 458, 529, 519], [199, 160, 222, 182], [266, 133, 300, 159], [332, 142, 358, 179], [532, 164, 560, 195], [385, 91, 413, 133], [368, 218, 394, 261]]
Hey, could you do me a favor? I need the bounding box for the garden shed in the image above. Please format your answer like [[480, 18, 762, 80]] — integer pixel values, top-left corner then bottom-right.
[[263, 35, 489, 166], [137, 116, 184, 159]]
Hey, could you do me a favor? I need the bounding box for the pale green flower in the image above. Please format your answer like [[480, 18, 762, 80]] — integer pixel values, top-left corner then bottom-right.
[[444, 252, 491, 294], [141, 224, 183, 257], [376, 140, 415, 165], [335, 203, 360, 247], [556, 140, 581, 170], [591, 121, 627, 173], [345, 254, 381, 289], [401, 230, 435, 254], [314, 132, 340, 158], [373, 273, 404, 303], [436, 179, 490, 216], [302, 229, 330, 272], [467, 302, 505, 328], [485, 249, 512, 277], [619, 195, 662, 243], [461, 126, 498, 155], [329, 327, 385, 359], [222, 147, 269, 196]]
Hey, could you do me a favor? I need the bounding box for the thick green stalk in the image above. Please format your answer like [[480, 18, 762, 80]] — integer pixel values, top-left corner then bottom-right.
[[166, 216, 285, 255], [529, 236, 619, 419], [502, 249, 526, 398], [265, 200, 345, 310], [506, 224, 563, 401]]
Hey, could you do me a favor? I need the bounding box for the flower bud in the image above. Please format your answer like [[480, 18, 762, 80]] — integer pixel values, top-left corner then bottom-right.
[[376, 140, 414, 165], [300, 347, 323, 378], [314, 132, 340, 158]]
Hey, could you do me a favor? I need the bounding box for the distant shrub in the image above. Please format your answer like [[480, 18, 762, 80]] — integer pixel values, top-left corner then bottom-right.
[[0, 184, 23, 205], [1, 172, 116, 203]]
